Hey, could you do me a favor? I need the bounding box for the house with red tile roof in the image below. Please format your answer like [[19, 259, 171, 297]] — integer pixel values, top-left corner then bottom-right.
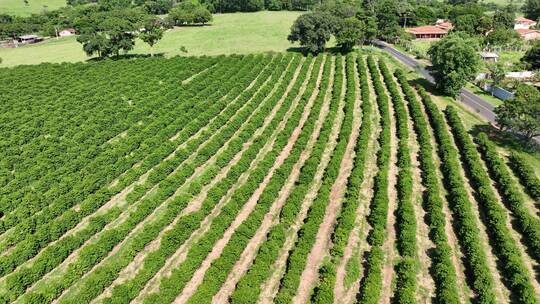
[[515, 17, 537, 30]]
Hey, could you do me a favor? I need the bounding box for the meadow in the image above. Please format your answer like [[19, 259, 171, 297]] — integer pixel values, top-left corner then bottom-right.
[[1, 50, 540, 304], [0, 11, 303, 66], [0, 0, 65, 16]]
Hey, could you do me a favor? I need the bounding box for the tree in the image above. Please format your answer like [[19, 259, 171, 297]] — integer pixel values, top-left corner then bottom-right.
[[428, 33, 480, 97], [521, 41, 540, 69], [495, 84, 540, 140], [288, 12, 335, 54], [524, 0, 540, 20], [167, 0, 212, 26], [335, 17, 365, 52], [75, 9, 144, 58], [139, 16, 166, 56], [493, 9, 515, 29], [488, 62, 506, 95], [485, 28, 520, 46]]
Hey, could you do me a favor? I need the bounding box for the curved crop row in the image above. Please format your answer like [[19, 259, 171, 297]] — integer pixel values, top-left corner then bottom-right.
[[418, 88, 496, 304], [394, 69, 460, 304], [272, 54, 349, 304], [229, 55, 335, 304], [356, 55, 392, 304], [378, 59, 416, 303], [137, 55, 318, 304], [446, 107, 538, 303]]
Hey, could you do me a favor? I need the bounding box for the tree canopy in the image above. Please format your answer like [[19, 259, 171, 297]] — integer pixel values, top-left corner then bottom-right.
[[496, 84, 540, 140], [288, 11, 336, 54], [428, 33, 480, 97]]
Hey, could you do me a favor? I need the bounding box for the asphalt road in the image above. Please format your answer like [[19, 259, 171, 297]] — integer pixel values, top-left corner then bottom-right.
[[374, 40, 539, 145]]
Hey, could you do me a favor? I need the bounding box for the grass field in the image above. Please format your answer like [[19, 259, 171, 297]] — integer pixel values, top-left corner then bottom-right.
[[0, 0, 65, 16], [0, 11, 304, 67], [1, 50, 540, 304]]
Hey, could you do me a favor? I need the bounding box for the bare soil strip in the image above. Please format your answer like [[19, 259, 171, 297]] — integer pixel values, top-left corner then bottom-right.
[[256, 57, 338, 304], [334, 57, 380, 304], [91, 57, 296, 303], [172, 58, 321, 304], [180, 62, 219, 85], [211, 55, 329, 304], [379, 68, 399, 304], [131, 57, 309, 302], [291, 56, 359, 304]]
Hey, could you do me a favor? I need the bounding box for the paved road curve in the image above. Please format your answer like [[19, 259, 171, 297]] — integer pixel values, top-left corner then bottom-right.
[[374, 40, 539, 145]]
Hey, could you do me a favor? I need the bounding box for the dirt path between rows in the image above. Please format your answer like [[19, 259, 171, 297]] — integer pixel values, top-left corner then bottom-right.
[[292, 56, 360, 304], [92, 57, 292, 303], [131, 57, 309, 303], [379, 65, 399, 304], [172, 58, 321, 304], [333, 56, 379, 304], [256, 57, 337, 304], [412, 90, 470, 302], [400, 82, 435, 302], [211, 55, 329, 304]]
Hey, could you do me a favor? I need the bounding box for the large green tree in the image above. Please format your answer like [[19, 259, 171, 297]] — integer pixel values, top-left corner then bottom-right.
[[521, 41, 540, 69], [524, 0, 540, 20], [335, 17, 365, 51], [167, 0, 212, 25], [428, 33, 480, 97], [139, 16, 167, 56], [75, 9, 144, 58], [288, 11, 336, 53], [496, 84, 540, 140]]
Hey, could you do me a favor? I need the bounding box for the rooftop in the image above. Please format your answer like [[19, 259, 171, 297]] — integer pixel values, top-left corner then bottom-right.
[[405, 25, 448, 35]]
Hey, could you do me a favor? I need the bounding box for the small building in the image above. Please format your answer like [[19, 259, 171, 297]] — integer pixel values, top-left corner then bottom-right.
[[59, 28, 76, 37], [516, 28, 540, 41], [14, 34, 43, 45], [406, 25, 449, 40], [514, 17, 537, 30], [480, 52, 499, 62]]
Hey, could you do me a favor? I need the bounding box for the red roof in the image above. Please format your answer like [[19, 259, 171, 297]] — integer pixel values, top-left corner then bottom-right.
[[516, 16, 536, 25], [406, 25, 448, 35], [516, 28, 539, 35], [436, 21, 453, 30]]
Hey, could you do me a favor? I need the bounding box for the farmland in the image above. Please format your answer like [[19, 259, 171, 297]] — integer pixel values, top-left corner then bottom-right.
[[0, 51, 540, 304]]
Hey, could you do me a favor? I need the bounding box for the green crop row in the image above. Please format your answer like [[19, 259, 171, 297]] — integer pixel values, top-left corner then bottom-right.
[[446, 107, 538, 304], [394, 69, 460, 304]]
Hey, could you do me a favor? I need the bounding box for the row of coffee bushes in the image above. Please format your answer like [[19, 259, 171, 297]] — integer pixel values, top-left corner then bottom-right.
[[356, 56, 392, 304], [446, 107, 538, 303], [394, 70, 460, 303], [418, 88, 497, 303]]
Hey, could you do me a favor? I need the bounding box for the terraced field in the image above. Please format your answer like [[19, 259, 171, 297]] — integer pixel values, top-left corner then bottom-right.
[[1, 52, 539, 304]]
